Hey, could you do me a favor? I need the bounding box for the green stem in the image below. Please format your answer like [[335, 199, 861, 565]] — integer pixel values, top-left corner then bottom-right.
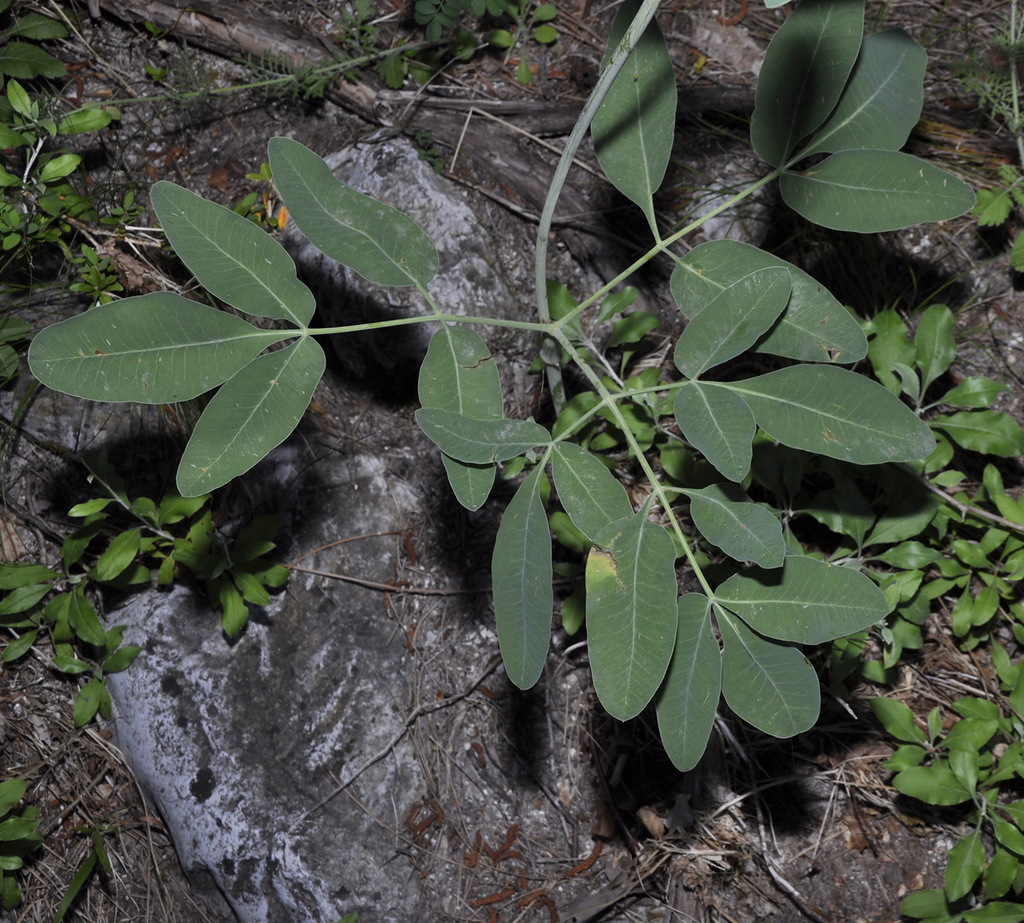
[[306, 311, 550, 337], [547, 325, 715, 598], [532, 0, 665, 406], [555, 169, 780, 333]]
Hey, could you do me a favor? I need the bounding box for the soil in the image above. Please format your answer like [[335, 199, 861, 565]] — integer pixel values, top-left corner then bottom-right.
[[1, 0, 1023, 921]]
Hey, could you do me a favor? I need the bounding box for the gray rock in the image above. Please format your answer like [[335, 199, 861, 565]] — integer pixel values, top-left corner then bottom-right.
[[107, 446, 426, 923]]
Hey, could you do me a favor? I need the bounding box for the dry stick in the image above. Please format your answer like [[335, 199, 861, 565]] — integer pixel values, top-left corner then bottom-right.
[[287, 564, 489, 596], [909, 465, 1024, 533], [287, 656, 502, 832]]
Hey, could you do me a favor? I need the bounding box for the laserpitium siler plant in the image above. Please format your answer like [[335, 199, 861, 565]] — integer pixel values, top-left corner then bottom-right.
[[27, 0, 974, 769]]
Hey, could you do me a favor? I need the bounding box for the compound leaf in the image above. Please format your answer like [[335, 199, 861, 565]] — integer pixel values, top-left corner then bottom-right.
[[672, 241, 866, 363], [268, 136, 438, 287], [493, 465, 552, 689], [28, 293, 277, 404], [177, 336, 326, 496], [715, 555, 888, 644], [587, 514, 678, 721], [655, 593, 721, 771], [799, 29, 925, 158], [151, 181, 315, 326], [674, 382, 755, 483], [780, 150, 975, 232], [419, 326, 503, 510], [717, 606, 820, 738], [686, 483, 785, 568], [673, 268, 791, 378], [591, 0, 676, 227], [751, 0, 865, 167], [727, 364, 935, 463], [551, 442, 633, 542], [415, 409, 551, 463]]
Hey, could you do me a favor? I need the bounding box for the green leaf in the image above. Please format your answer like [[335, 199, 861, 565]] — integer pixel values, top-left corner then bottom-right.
[[0, 563, 58, 590], [750, 0, 865, 167], [28, 293, 278, 404], [655, 594, 721, 771], [984, 846, 1020, 901], [780, 151, 975, 232], [38, 153, 80, 184], [973, 186, 1015, 227], [93, 527, 141, 583], [937, 377, 1007, 409], [892, 765, 973, 806], [418, 326, 503, 511], [152, 182, 316, 326], [218, 582, 249, 637], [915, 304, 957, 393], [1010, 232, 1024, 273], [606, 311, 659, 348], [726, 364, 936, 463], [0, 43, 65, 79], [900, 889, 957, 921], [867, 308, 915, 393], [493, 466, 552, 689], [551, 442, 632, 543], [0, 122, 24, 146], [415, 408, 551, 464], [68, 590, 106, 647], [73, 678, 105, 726], [4, 12, 66, 41], [963, 903, 1024, 922], [0, 780, 26, 816], [931, 411, 1024, 457], [177, 336, 326, 495], [716, 556, 886, 644], [586, 514, 678, 721], [590, 0, 676, 227], [674, 382, 755, 482], [268, 137, 438, 287], [3, 631, 37, 663], [671, 241, 867, 363], [992, 818, 1024, 857], [717, 606, 820, 738], [673, 268, 791, 378], [0, 583, 49, 616], [686, 483, 785, 568], [56, 105, 118, 135], [532, 23, 557, 43], [799, 29, 925, 158], [102, 644, 142, 673]]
